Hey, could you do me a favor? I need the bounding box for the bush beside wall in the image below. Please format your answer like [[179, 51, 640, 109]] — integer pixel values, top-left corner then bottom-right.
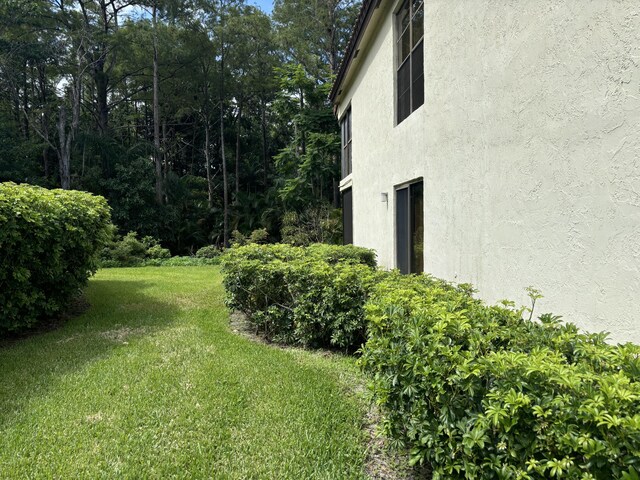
[[0, 182, 112, 333], [359, 273, 640, 479], [221, 243, 379, 350], [221, 244, 640, 477]]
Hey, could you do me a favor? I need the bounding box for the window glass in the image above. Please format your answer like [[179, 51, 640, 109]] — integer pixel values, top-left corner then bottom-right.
[[396, 0, 424, 124], [397, 60, 411, 123], [410, 181, 424, 274], [343, 188, 353, 245], [341, 108, 352, 178], [411, 41, 424, 110], [412, 2, 424, 47], [396, 180, 424, 274], [400, 29, 411, 62], [398, 0, 410, 32]]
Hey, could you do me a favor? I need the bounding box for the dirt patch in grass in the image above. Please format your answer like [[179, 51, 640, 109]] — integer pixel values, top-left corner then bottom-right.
[[363, 404, 432, 480], [228, 311, 268, 345], [99, 326, 148, 344], [228, 310, 426, 480]]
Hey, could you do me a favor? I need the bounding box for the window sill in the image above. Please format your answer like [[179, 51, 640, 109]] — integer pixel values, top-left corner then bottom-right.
[[339, 175, 353, 191]]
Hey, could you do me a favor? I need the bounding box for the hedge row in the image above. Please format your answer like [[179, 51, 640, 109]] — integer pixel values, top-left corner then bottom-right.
[[221, 244, 640, 478], [360, 273, 640, 479], [221, 243, 379, 350], [0, 183, 112, 333]]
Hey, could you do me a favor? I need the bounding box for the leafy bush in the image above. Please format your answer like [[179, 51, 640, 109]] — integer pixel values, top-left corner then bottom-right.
[[102, 231, 147, 266], [138, 256, 220, 267], [280, 204, 342, 246], [195, 245, 220, 259], [0, 182, 112, 333], [221, 243, 379, 350], [101, 232, 172, 266], [359, 273, 640, 479], [146, 244, 171, 259], [223, 243, 376, 268], [230, 228, 269, 247]]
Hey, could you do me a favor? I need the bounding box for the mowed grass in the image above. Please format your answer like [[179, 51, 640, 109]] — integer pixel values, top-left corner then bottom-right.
[[0, 267, 368, 479]]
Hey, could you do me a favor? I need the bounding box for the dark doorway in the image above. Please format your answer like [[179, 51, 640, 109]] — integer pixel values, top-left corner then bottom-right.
[[396, 180, 423, 274], [343, 188, 353, 245]]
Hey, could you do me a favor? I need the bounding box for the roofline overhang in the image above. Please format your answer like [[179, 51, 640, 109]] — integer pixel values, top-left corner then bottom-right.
[[329, 0, 382, 107]]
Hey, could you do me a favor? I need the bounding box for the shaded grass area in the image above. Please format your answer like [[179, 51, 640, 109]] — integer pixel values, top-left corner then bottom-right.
[[0, 267, 368, 479]]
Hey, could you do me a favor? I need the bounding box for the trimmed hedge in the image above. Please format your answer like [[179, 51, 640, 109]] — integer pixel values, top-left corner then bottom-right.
[[359, 273, 640, 479], [0, 182, 112, 333], [221, 243, 379, 349]]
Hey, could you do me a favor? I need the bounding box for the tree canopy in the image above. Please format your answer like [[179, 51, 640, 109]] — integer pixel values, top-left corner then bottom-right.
[[0, 0, 360, 252]]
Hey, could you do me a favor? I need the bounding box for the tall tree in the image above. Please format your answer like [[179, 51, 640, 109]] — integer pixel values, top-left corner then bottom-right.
[[273, 0, 360, 78]]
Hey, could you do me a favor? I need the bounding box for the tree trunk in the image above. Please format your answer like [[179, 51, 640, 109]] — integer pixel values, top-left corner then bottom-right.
[[56, 51, 83, 190], [162, 118, 168, 177], [220, 0, 229, 247], [38, 65, 50, 178], [152, 3, 163, 205], [57, 106, 71, 190], [235, 100, 242, 196], [94, 62, 109, 134], [21, 65, 30, 140], [221, 104, 229, 247], [204, 121, 214, 208], [299, 89, 306, 155], [261, 97, 268, 187]]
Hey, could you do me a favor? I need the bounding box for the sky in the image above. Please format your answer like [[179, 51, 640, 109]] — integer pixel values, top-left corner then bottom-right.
[[250, 0, 274, 14]]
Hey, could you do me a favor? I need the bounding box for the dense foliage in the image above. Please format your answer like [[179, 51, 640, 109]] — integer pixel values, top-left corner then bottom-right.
[[99, 232, 220, 267], [0, 182, 111, 332], [359, 273, 640, 479], [221, 243, 378, 349], [0, 0, 360, 253]]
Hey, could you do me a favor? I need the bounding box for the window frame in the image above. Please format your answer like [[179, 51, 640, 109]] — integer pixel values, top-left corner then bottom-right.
[[395, 0, 425, 125], [340, 106, 353, 178]]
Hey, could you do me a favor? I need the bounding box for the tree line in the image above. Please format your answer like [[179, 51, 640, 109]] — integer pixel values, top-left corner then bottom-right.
[[0, 0, 360, 252]]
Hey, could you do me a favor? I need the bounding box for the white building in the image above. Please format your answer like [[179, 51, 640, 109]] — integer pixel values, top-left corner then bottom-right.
[[330, 0, 640, 344]]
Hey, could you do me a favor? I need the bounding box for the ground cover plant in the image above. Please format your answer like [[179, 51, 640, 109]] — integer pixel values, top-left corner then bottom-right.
[[0, 267, 369, 479], [359, 273, 640, 479], [0, 182, 111, 333], [221, 243, 379, 350]]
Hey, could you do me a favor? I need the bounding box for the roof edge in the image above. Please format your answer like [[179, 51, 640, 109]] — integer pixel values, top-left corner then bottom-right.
[[329, 0, 380, 105]]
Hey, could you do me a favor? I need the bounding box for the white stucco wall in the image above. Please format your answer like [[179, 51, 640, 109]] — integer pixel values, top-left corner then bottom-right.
[[337, 0, 640, 344]]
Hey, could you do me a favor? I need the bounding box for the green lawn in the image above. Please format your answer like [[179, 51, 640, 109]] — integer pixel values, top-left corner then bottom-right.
[[0, 267, 368, 479]]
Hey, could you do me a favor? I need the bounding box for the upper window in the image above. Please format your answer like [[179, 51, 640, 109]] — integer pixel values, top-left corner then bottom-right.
[[396, 0, 424, 124], [341, 106, 352, 178]]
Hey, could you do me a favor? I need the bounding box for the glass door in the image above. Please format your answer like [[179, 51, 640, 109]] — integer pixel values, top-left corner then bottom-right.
[[342, 188, 353, 245], [396, 180, 423, 274]]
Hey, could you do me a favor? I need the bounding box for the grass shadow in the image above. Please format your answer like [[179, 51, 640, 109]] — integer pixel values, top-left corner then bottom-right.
[[0, 277, 181, 430]]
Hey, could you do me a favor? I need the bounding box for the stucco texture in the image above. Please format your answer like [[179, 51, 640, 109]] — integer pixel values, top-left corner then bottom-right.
[[337, 0, 640, 343]]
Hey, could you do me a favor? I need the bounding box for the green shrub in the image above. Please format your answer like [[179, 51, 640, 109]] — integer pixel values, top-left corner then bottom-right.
[[306, 243, 377, 268], [102, 232, 147, 266], [221, 243, 379, 350], [281, 204, 342, 246], [140, 256, 219, 267], [101, 232, 172, 266], [230, 228, 270, 247], [359, 273, 640, 479], [195, 245, 220, 259], [146, 244, 171, 259], [0, 182, 112, 333]]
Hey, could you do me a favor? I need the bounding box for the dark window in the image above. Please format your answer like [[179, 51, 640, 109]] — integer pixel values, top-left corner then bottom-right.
[[341, 107, 352, 178], [342, 188, 353, 245], [396, 0, 424, 124], [396, 180, 424, 274]]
